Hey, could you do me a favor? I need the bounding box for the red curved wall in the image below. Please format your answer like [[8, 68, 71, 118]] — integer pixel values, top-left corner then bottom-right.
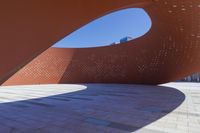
[[1, 0, 200, 85], [3, 48, 74, 85]]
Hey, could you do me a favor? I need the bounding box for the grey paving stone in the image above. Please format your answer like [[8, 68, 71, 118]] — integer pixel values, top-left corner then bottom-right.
[[85, 117, 110, 126], [0, 83, 197, 132]]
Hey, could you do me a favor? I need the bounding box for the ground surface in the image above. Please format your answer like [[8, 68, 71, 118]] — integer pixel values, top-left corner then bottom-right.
[[0, 83, 199, 133]]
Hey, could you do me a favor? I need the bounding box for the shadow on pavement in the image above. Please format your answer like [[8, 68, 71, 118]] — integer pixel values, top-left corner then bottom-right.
[[0, 84, 185, 133]]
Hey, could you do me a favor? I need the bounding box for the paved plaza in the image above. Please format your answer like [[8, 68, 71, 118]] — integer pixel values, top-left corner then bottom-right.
[[0, 83, 199, 133]]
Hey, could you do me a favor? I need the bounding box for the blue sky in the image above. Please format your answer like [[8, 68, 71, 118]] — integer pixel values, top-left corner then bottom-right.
[[53, 8, 151, 48]]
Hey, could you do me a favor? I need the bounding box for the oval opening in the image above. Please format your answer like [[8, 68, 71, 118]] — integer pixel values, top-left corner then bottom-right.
[[53, 8, 152, 48]]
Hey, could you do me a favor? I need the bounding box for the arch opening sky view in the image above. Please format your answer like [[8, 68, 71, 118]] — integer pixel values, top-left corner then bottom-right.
[[53, 8, 152, 48]]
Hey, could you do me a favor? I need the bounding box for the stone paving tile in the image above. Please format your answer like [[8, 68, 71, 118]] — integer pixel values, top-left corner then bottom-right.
[[0, 83, 199, 132]]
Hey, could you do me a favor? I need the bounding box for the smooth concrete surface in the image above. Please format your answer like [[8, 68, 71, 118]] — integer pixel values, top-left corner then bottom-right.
[[0, 83, 199, 133]]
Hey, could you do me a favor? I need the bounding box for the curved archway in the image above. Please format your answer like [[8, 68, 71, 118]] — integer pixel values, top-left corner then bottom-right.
[[53, 8, 152, 48], [1, 0, 200, 85]]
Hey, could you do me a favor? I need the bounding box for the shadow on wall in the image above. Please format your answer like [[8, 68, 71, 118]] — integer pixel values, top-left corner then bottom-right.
[[0, 84, 185, 132]]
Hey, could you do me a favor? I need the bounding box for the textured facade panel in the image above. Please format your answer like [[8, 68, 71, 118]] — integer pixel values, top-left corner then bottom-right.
[[1, 0, 200, 85], [3, 48, 74, 85]]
